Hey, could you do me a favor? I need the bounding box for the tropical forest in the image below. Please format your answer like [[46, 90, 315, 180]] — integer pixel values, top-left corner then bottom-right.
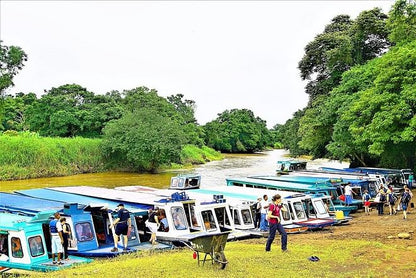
[[1, 0, 415, 181]]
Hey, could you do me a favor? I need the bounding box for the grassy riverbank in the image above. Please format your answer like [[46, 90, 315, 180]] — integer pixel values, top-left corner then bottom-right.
[[0, 132, 105, 180], [0, 133, 223, 181]]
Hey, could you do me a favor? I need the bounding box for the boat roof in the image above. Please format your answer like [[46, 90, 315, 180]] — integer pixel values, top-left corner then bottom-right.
[[0, 192, 67, 214], [16, 188, 150, 213], [226, 177, 337, 192], [47, 186, 167, 209], [250, 175, 339, 185], [0, 211, 54, 231]]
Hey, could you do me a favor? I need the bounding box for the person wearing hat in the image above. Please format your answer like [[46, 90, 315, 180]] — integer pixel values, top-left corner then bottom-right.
[[109, 204, 131, 252]]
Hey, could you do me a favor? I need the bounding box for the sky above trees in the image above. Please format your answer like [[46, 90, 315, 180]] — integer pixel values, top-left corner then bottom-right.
[[0, 1, 395, 128]]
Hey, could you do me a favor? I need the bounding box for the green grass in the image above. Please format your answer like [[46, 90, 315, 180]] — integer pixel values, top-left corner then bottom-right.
[[180, 144, 223, 165], [0, 132, 105, 180], [0, 133, 223, 180], [28, 239, 415, 278]]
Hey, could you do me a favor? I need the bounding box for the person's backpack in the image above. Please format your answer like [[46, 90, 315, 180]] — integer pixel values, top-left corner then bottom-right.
[[390, 193, 397, 204], [401, 193, 411, 204]]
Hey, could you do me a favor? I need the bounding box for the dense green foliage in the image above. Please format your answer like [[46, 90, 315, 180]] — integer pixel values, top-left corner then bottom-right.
[[0, 41, 28, 130], [0, 132, 222, 180], [280, 0, 416, 172], [0, 132, 104, 180], [203, 109, 272, 153]]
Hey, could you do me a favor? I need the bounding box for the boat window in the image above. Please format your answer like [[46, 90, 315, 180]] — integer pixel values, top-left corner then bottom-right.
[[171, 177, 179, 188], [231, 182, 244, 187], [189, 206, 201, 230], [313, 200, 327, 215], [281, 204, 291, 221], [0, 234, 8, 257], [11, 237, 23, 258], [233, 209, 240, 225], [293, 202, 307, 220], [214, 207, 231, 226], [75, 222, 94, 242], [171, 207, 187, 231], [28, 236, 45, 257], [201, 210, 217, 231], [241, 209, 252, 225]]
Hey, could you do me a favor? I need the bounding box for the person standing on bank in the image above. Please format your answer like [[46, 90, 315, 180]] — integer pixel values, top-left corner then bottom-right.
[[259, 195, 269, 232], [49, 212, 64, 265], [265, 194, 288, 252], [110, 204, 131, 252], [344, 183, 355, 206]]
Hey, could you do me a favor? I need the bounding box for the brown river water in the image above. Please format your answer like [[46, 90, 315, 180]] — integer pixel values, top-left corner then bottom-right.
[[0, 149, 349, 193]]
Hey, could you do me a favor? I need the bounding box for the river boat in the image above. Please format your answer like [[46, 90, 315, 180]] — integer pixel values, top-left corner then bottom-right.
[[169, 174, 201, 190], [226, 177, 357, 215], [116, 185, 263, 235], [30, 186, 237, 244], [12, 190, 171, 256], [276, 160, 307, 175], [294, 169, 382, 197], [249, 175, 363, 209], [188, 186, 336, 230], [320, 167, 407, 192], [0, 211, 92, 272]]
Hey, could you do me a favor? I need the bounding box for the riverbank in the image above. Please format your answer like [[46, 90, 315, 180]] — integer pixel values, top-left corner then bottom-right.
[[27, 204, 416, 278], [0, 133, 223, 181]]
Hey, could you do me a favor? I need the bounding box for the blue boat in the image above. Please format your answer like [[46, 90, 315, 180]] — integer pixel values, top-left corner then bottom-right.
[[0, 211, 91, 272], [249, 175, 364, 209], [226, 177, 356, 216], [12, 190, 171, 256]]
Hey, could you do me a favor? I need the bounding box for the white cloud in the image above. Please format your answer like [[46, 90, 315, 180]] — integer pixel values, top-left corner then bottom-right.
[[1, 1, 395, 128]]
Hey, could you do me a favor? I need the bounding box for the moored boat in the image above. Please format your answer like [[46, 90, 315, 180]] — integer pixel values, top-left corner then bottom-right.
[[0, 211, 91, 272]]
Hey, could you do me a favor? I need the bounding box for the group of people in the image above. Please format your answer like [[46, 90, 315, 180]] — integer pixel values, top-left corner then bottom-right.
[[363, 185, 413, 220], [254, 194, 288, 252], [49, 212, 71, 264]]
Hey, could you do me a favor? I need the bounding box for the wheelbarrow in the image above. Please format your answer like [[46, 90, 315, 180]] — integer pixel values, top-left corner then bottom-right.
[[183, 231, 230, 269]]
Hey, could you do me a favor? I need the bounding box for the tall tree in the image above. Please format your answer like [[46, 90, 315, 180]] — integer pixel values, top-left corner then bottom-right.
[[204, 109, 271, 153], [386, 0, 416, 44], [102, 108, 186, 172], [0, 41, 27, 129]]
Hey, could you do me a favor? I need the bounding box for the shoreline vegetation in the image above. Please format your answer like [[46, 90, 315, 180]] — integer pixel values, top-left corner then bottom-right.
[[0, 132, 223, 181]]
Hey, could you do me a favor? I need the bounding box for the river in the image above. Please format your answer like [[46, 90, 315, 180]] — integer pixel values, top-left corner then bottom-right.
[[0, 149, 349, 192]]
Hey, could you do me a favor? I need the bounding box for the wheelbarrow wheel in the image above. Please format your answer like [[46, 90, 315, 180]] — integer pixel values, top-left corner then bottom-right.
[[213, 251, 227, 269]]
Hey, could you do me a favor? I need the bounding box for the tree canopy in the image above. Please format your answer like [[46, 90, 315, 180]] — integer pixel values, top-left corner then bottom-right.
[[281, 0, 416, 172], [203, 109, 271, 153]]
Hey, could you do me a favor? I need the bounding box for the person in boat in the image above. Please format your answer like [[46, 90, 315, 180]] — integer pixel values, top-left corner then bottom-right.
[[109, 203, 131, 252], [260, 195, 269, 232], [145, 208, 160, 245], [60, 217, 71, 260], [159, 209, 170, 232], [265, 194, 288, 253], [50, 212, 64, 265]]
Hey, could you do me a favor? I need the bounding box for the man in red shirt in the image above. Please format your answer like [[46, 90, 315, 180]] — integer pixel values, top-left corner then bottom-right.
[[265, 194, 288, 252]]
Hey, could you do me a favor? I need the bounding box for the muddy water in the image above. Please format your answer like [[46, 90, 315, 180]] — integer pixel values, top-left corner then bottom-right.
[[0, 149, 349, 192]]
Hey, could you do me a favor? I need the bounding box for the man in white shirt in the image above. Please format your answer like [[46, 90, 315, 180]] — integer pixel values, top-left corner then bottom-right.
[[344, 183, 355, 206], [260, 195, 270, 231]]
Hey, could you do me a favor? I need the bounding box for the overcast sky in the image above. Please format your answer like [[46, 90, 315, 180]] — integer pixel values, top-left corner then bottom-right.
[[1, 1, 395, 128]]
